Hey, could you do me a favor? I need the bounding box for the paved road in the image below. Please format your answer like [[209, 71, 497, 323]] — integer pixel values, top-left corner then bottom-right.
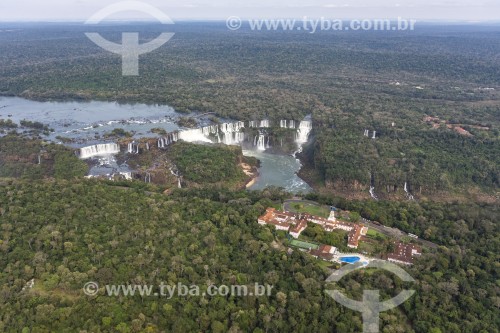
[[284, 200, 439, 249]]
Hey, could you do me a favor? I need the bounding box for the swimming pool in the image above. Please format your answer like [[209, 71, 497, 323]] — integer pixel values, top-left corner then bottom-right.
[[340, 256, 361, 264]]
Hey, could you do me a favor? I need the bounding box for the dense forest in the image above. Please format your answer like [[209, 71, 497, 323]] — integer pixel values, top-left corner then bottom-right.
[[0, 180, 498, 332], [167, 142, 247, 185], [0, 135, 88, 180], [0, 23, 498, 200], [0, 22, 499, 332]]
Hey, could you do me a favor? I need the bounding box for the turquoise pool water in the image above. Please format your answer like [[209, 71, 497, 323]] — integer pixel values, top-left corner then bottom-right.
[[340, 256, 361, 264]]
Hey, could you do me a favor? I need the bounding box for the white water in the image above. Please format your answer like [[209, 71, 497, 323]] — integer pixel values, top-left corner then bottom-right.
[[372, 131, 377, 139], [369, 186, 379, 200], [404, 182, 414, 200], [169, 167, 182, 188], [256, 134, 266, 151], [158, 133, 178, 148], [127, 142, 139, 154], [296, 121, 312, 145], [219, 121, 245, 145], [248, 120, 270, 128], [280, 120, 296, 129], [178, 128, 213, 143], [80, 143, 120, 159]]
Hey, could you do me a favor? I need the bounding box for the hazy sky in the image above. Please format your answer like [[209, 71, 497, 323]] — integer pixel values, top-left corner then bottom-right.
[[0, 0, 499, 21]]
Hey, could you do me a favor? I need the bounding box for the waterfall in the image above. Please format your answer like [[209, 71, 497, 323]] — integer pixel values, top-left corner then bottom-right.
[[219, 122, 245, 145], [146, 142, 150, 150], [281, 120, 296, 129], [170, 167, 182, 188], [127, 141, 139, 154], [364, 129, 369, 137], [127, 141, 140, 154], [145, 173, 152, 183], [256, 134, 266, 151], [404, 182, 414, 200], [79, 143, 120, 159], [260, 120, 270, 128], [38, 154, 41, 165], [249, 120, 269, 128], [372, 131, 377, 139], [178, 128, 212, 143], [120, 172, 132, 180], [369, 172, 378, 200], [295, 121, 312, 145], [158, 133, 179, 148]]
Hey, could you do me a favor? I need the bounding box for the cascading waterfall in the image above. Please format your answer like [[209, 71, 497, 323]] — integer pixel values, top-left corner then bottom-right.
[[178, 128, 213, 143], [369, 172, 378, 200], [169, 167, 182, 188], [404, 182, 414, 200], [219, 121, 245, 145], [372, 131, 377, 139], [260, 120, 270, 128], [295, 121, 312, 145], [79, 143, 120, 159], [158, 132, 178, 148], [369, 187, 379, 200], [280, 120, 296, 129], [256, 134, 266, 151], [364, 129, 369, 137], [127, 141, 140, 154]]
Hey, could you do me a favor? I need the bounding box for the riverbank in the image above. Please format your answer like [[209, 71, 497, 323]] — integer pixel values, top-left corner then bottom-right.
[[240, 162, 259, 189]]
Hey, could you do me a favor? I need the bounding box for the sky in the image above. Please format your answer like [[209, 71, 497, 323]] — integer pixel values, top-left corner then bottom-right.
[[0, 0, 499, 22]]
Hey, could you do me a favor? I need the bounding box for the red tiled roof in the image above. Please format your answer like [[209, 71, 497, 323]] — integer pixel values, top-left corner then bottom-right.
[[387, 242, 422, 264]]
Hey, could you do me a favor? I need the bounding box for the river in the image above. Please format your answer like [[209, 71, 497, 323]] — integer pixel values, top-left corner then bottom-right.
[[0, 96, 312, 193]]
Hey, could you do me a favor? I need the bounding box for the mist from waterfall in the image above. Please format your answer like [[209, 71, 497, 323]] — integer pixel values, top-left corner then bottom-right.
[[79, 143, 120, 159], [295, 121, 312, 145], [256, 134, 266, 151]]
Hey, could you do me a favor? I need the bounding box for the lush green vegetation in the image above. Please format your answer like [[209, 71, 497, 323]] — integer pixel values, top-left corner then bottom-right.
[[288, 202, 330, 218], [104, 128, 133, 138], [0, 22, 498, 332], [0, 23, 498, 199], [0, 135, 88, 179], [0, 118, 18, 129], [168, 141, 247, 185], [0, 180, 498, 332]]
